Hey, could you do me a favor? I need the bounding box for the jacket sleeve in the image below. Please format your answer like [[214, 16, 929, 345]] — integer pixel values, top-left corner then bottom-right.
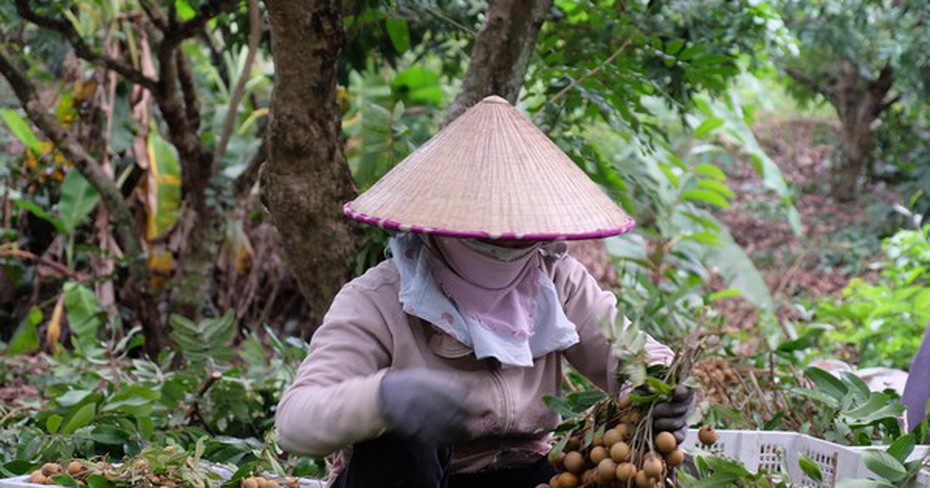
[[555, 256, 674, 394], [275, 281, 396, 457]]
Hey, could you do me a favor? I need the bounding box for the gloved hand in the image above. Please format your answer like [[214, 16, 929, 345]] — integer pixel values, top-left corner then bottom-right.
[[652, 384, 695, 444], [378, 369, 472, 446]]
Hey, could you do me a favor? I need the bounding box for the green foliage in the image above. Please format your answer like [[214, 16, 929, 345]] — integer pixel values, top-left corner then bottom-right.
[[5, 307, 42, 355], [1, 323, 313, 478], [816, 225, 930, 369], [169, 312, 237, 367], [778, 0, 930, 102]]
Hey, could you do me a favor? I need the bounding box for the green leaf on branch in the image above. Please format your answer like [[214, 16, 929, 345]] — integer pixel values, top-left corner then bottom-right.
[[836, 480, 896, 488], [0, 108, 42, 153], [799, 455, 823, 483], [860, 450, 907, 483], [804, 367, 848, 401], [841, 392, 905, 427], [693, 117, 724, 138], [60, 402, 96, 434], [385, 18, 411, 53], [46, 414, 63, 435], [682, 189, 729, 208], [59, 170, 101, 234], [6, 307, 42, 355], [886, 434, 916, 463]]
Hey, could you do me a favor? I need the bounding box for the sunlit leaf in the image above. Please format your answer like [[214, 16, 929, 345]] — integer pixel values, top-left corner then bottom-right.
[[385, 18, 411, 53], [0, 108, 42, 153], [144, 130, 182, 240]]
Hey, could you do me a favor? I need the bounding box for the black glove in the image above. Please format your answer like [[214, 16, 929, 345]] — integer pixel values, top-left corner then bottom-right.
[[378, 369, 471, 446], [652, 384, 695, 444]]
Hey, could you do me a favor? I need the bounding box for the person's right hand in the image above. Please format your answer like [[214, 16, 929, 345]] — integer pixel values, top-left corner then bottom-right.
[[378, 369, 472, 446]]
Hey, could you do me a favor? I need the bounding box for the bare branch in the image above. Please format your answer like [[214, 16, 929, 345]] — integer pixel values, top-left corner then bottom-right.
[[175, 49, 201, 133], [139, 0, 168, 31], [216, 0, 262, 161], [163, 0, 239, 51], [0, 48, 146, 270], [14, 0, 158, 91]]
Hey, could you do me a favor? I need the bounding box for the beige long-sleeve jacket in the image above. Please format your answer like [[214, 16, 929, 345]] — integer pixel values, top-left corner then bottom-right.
[[275, 253, 673, 473]]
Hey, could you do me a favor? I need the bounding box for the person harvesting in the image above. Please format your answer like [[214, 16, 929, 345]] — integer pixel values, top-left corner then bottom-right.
[[275, 96, 694, 487]]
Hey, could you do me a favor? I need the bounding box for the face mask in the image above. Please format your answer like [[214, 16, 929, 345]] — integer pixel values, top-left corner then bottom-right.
[[460, 238, 541, 262]]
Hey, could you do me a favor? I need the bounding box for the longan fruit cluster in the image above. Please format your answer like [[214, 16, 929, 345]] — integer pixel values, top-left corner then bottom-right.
[[27, 461, 97, 485], [542, 420, 687, 487], [239, 475, 301, 488]]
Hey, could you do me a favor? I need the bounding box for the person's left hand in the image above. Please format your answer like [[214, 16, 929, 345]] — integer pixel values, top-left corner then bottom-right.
[[652, 384, 695, 444]]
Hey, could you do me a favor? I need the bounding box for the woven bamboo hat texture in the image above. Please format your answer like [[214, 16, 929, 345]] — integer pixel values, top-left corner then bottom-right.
[[344, 95, 635, 240]]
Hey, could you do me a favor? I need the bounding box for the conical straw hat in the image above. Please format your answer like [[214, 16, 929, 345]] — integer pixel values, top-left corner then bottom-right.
[[344, 95, 635, 240]]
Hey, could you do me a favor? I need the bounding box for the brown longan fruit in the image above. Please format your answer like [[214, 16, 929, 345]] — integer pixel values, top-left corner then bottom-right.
[[590, 446, 609, 464], [615, 423, 630, 440], [67, 461, 83, 475], [665, 449, 685, 467], [241, 477, 259, 488], [635, 470, 652, 488], [534, 484, 550, 488], [566, 436, 581, 452], [259, 479, 278, 488], [549, 474, 561, 487], [557, 471, 580, 488], [615, 462, 637, 483], [698, 426, 718, 446], [603, 427, 624, 447], [582, 469, 596, 485], [655, 431, 677, 454], [549, 450, 566, 468], [618, 396, 632, 409], [29, 471, 49, 485], [596, 459, 618, 485], [563, 451, 585, 474], [643, 457, 664, 479], [40, 463, 62, 476], [610, 441, 631, 463]]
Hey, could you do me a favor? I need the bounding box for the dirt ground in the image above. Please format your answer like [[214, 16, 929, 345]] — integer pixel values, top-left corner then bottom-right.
[[714, 117, 900, 329]]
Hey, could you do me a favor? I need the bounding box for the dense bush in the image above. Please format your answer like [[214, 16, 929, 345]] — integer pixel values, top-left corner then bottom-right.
[[816, 224, 930, 369]]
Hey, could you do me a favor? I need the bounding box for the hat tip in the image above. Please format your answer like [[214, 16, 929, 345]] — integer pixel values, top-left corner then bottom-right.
[[481, 95, 510, 105]]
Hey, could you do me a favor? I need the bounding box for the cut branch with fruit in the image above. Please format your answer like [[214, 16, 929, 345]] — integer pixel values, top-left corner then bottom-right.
[[542, 322, 715, 487]]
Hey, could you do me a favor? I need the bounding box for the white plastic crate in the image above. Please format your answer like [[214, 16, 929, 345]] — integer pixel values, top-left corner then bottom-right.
[[682, 429, 930, 487], [0, 476, 326, 488]]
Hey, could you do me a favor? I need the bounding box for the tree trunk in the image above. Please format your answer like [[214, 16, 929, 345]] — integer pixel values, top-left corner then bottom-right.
[[262, 0, 360, 334], [445, 0, 552, 122], [829, 61, 894, 201]]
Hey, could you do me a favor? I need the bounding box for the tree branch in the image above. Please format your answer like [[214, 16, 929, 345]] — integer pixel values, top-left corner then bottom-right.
[[163, 0, 239, 51], [445, 0, 552, 123], [175, 49, 201, 133], [139, 0, 168, 30], [216, 0, 262, 161], [13, 0, 158, 91], [784, 66, 834, 101], [0, 49, 146, 271]]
